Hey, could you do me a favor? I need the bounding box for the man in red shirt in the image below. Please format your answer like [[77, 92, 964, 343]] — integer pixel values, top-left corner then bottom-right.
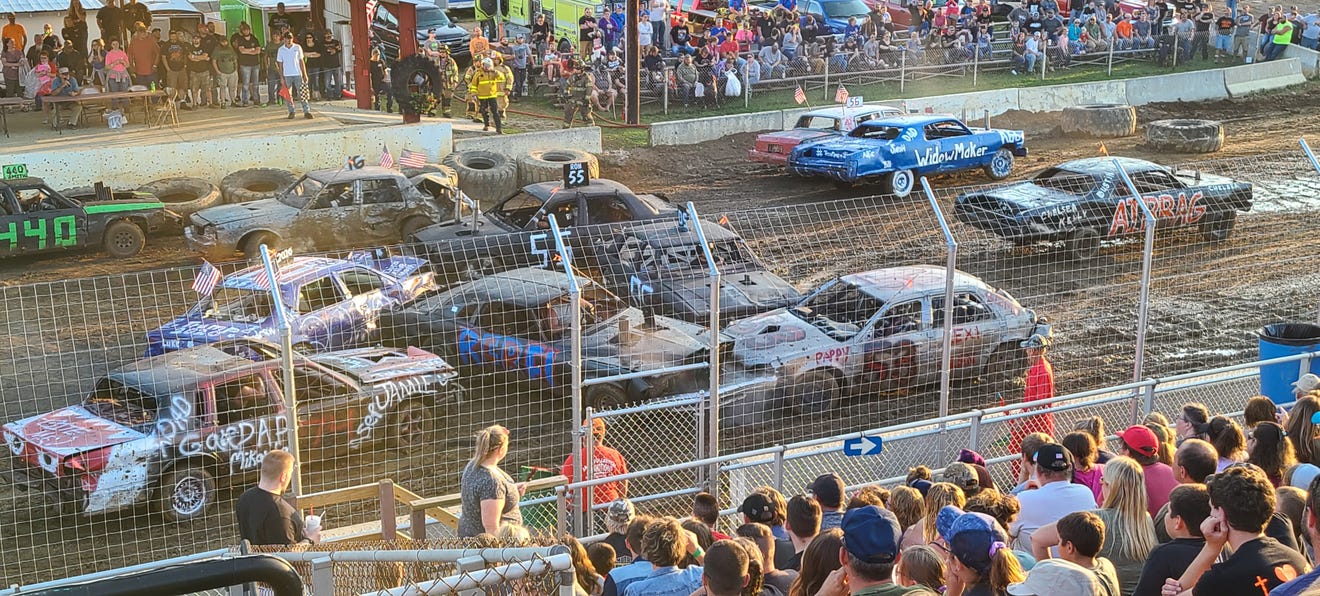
[[562, 418, 629, 511], [1010, 333, 1056, 476]]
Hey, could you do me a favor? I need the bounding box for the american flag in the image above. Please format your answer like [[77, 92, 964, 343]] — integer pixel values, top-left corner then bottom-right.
[[399, 149, 427, 169], [253, 267, 273, 290], [191, 260, 222, 295], [793, 85, 806, 105], [365, 0, 379, 21], [834, 84, 849, 104], [379, 145, 394, 169]]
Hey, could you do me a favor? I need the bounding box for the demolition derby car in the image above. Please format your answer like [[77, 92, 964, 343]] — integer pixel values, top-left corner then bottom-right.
[[1, 338, 461, 520], [749, 105, 904, 166], [409, 178, 679, 285], [593, 219, 802, 323], [145, 252, 438, 356], [378, 267, 725, 410], [723, 266, 1047, 414], [185, 166, 459, 260], [0, 176, 171, 258], [787, 115, 1027, 197], [952, 157, 1253, 260]]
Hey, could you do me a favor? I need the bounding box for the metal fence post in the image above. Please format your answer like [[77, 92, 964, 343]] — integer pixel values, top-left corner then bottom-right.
[[968, 410, 983, 452], [1041, 38, 1048, 80], [583, 408, 596, 534], [921, 177, 958, 438], [900, 49, 906, 93], [744, 61, 751, 109], [1113, 159, 1158, 383], [664, 67, 670, 115], [687, 203, 723, 486], [772, 447, 785, 493], [1300, 138, 1320, 174], [1135, 382, 1157, 425], [823, 56, 831, 102], [555, 486, 568, 534], [1173, 35, 1179, 68], [548, 215, 583, 536], [309, 557, 333, 596], [972, 44, 979, 87], [259, 245, 301, 499], [1107, 35, 1115, 75]]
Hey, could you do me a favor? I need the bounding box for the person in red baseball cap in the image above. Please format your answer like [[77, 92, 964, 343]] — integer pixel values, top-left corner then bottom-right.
[[1117, 424, 1179, 517]]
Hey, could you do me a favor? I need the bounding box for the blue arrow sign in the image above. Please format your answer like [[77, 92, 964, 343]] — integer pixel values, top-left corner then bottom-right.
[[843, 436, 883, 456]]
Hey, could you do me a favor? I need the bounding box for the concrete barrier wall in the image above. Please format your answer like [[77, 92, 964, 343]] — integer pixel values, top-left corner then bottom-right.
[[1018, 80, 1128, 112], [902, 89, 1021, 118], [1125, 69, 1231, 104], [648, 111, 784, 146], [1224, 59, 1307, 96], [0, 124, 454, 191], [453, 126, 603, 155], [1282, 46, 1319, 78]]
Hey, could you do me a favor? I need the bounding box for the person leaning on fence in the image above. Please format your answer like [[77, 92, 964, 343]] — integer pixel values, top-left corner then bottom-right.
[[1008, 334, 1056, 467], [561, 417, 629, 511], [235, 449, 320, 547], [458, 424, 525, 537]]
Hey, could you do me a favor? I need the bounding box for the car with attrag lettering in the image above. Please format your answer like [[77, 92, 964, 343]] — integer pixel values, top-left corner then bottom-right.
[[377, 267, 726, 410], [594, 219, 802, 324], [722, 266, 1048, 415], [0, 338, 460, 521], [787, 115, 1027, 198], [409, 179, 680, 286], [749, 105, 905, 166], [0, 177, 171, 258], [144, 252, 439, 356], [952, 157, 1253, 260]]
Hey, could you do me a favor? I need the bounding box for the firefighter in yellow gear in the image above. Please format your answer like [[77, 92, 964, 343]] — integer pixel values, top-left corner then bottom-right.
[[434, 45, 459, 118], [469, 57, 507, 134], [462, 63, 481, 122], [562, 59, 595, 128], [492, 53, 514, 119]]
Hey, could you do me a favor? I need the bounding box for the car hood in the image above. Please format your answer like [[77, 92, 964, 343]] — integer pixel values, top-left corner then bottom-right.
[[148, 317, 272, 351], [586, 309, 716, 370], [313, 346, 459, 385], [3, 406, 148, 458], [759, 129, 834, 145], [723, 308, 839, 366], [963, 183, 1075, 213], [191, 199, 299, 227], [659, 271, 803, 320], [410, 214, 503, 243]]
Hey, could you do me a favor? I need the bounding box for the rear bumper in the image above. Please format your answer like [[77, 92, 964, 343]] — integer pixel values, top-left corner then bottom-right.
[[748, 149, 790, 166], [788, 162, 854, 182]]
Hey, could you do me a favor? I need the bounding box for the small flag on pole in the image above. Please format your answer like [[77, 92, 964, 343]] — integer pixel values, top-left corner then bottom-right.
[[379, 145, 395, 169], [399, 149, 427, 169], [793, 85, 807, 105], [191, 260, 222, 295], [1099, 143, 1109, 156], [718, 214, 730, 225], [253, 267, 272, 291], [365, 0, 379, 20], [834, 84, 849, 104]]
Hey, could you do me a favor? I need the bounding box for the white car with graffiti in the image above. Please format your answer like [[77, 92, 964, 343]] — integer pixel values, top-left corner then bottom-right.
[[1, 339, 461, 521]]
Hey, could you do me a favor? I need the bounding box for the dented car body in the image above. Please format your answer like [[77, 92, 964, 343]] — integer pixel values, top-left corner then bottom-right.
[[749, 105, 904, 166], [144, 253, 438, 356], [1, 339, 461, 520]]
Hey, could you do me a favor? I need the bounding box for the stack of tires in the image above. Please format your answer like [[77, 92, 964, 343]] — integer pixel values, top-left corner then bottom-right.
[[436, 148, 602, 203], [133, 168, 299, 234]]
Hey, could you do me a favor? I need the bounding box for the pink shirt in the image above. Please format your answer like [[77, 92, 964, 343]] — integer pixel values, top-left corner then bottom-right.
[[1142, 462, 1179, 517], [105, 49, 130, 73], [1073, 465, 1103, 506]]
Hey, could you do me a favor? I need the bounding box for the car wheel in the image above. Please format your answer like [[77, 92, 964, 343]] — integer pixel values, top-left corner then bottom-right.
[[389, 401, 436, 456], [1199, 211, 1236, 243], [400, 216, 434, 242], [103, 220, 146, 258], [1066, 227, 1101, 261], [158, 464, 215, 522], [786, 370, 839, 416], [983, 344, 1028, 401], [241, 232, 279, 260], [882, 169, 915, 199], [587, 384, 630, 411], [985, 148, 1015, 180]]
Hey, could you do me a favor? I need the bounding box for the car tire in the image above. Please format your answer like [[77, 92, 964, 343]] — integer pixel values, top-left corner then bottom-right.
[[158, 464, 215, 522], [786, 370, 839, 416], [517, 149, 600, 186], [1066, 227, 1102, 261], [1145, 119, 1225, 153], [391, 54, 443, 115], [442, 150, 519, 203], [103, 220, 146, 258], [241, 231, 280, 260], [1061, 104, 1137, 138], [1199, 210, 1237, 243], [221, 168, 299, 204], [389, 400, 436, 456], [984, 148, 1015, 180], [136, 177, 225, 221], [882, 169, 915, 199], [587, 383, 630, 411]]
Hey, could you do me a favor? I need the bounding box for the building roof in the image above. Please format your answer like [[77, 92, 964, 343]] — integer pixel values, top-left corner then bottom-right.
[[234, 0, 309, 10], [1, 0, 103, 14], [140, 0, 203, 14]]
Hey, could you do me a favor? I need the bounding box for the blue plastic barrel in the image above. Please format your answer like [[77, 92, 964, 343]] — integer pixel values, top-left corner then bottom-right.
[[1257, 323, 1320, 404]]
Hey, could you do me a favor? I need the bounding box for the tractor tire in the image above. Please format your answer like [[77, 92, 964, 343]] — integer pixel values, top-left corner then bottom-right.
[[517, 148, 601, 186], [392, 54, 443, 115], [441, 150, 518, 203], [220, 168, 298, 204], [1144, 119, 1225, 153], [1060, 104, 1138, 138], [136, 177, 225, 222]]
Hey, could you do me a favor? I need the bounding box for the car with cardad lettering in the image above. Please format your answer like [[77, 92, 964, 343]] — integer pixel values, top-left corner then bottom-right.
[[722, 265, 1048, 415], [952, 157, 1253, 260], [377, 267, 728, 410], [0, 176, 172, 258], [0, 338, 461, 521], [787, 115, 1027, 198]]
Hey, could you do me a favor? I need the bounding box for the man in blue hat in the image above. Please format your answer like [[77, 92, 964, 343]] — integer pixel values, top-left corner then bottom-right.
[[816, 505, 936, 595]]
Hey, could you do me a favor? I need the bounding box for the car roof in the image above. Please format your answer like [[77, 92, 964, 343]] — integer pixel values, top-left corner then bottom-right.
[[522, 178, 636, 200], [0, 177, 49, 189], [867, 114, 961, 127], [309, 166, 402, 183], [223, 257, 365, 292], [448, 267, 594, 308], [841, 265, 989, 301], [1053, 157, 1162, 175], [109, 345, 259, 396], [801, 105, 903, 119], [619, 219, 740, 247]]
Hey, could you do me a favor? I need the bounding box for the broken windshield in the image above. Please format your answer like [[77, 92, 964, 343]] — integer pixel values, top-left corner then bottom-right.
[[83, 378, 160, 429], [191, 287, 276, 324]]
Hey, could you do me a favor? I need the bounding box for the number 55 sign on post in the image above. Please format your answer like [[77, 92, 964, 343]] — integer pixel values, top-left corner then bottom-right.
[[563, 162, 591, 189]]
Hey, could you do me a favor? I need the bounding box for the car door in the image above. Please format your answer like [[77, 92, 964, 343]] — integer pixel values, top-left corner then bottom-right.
[[931, 290, 998, 381], [272, 363, 361, 459], [8, 185, 86, 255], [336, 266, 395, 346], [1129, 169, 1203, 228], [292, 180, 361, 251], [922, 120, 979, 173], [861, 299, 932, 392], [357, 177, 407, 244], [207, 372, 284, 473], [293, 273, 354, 350]]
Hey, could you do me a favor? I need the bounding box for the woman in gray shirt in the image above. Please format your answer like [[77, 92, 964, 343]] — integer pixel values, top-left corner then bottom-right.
[[459, 424, 525, 538]]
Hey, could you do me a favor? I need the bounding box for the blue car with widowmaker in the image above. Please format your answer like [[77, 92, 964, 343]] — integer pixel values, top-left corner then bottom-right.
[[787, 115, 1028, 198]]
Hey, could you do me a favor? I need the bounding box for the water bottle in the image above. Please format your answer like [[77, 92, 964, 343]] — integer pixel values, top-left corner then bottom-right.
[[150, 81, 156, 91]]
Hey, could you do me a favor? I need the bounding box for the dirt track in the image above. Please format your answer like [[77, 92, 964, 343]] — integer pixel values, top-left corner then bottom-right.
[[2, 84, 1319, 586]]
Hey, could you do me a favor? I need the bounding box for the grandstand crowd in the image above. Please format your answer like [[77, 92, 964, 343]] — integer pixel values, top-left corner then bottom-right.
[[451, 373, 1320, 595]]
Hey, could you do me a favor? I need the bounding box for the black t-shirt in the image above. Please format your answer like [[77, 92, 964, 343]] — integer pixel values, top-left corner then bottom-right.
[[1215, 16, 1234, 33], [164, 41, 187, 71], [785, 549, 803, 571], [1133, 538, 1207, 596], [124, 3, 151, 30], [269, 13, 293, 35], [1265, 511, 1301, 552], [532, 20, 551, 43], [671, 25, 691, 45], [1195, 11, 1214, 31], [198, 33, 218, 54], [233, 33, 261, 66], [320, 37, 341, 67], [1191, 537, 1308, 596], [187, 45, 210, 72], [579, 15, 597, 41], [236, 486, 308, 546], [97, 6, 122, 34], [603, 532, 631, 564]]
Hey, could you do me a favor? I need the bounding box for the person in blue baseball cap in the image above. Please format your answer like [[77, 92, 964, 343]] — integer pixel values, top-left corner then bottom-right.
[[816, 505, 937, 595], [938, 506, 1027, 596]]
